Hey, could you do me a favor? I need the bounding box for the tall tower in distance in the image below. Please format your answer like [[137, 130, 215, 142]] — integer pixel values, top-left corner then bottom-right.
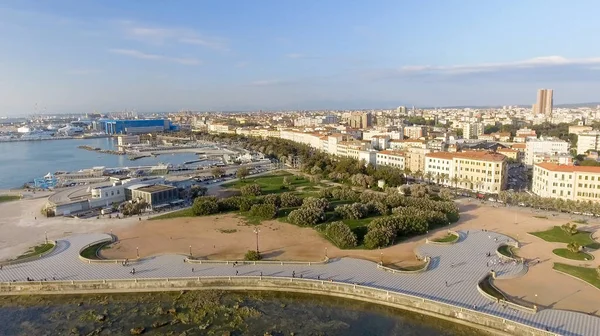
[[534, 89, 553, 117]]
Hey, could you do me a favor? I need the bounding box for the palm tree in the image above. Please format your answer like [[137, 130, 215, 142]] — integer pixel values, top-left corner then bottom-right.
[[475, 180, 485, 193], [414, 170, 423, 182], [425, 171, 434, 185], [441, 173, 449, 187], [461, 177, 473, 191], [567, 242, 581, 253], [450, 176, 460, 194]]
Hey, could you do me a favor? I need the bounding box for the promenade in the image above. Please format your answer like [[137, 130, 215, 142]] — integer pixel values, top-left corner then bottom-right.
[[1, 230, 599, 336]]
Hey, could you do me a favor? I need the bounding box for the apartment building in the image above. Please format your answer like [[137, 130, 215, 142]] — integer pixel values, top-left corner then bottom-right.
[[405, 147, 431, 173], [532, 163, 600, 202], [569, 125, 593, 135], [577, 130, 600, 154], [425, 151, 507, 193], [463, 122, 483, 139], [376, 150, 406, 169], [279, 130, 323, 149], [496, 148, 521, 162], [404, 126, 427, 139], [524, 137, 569, 166]]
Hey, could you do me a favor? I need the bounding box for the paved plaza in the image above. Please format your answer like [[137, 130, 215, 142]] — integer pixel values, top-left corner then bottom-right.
[[0, 230, 599, 336]]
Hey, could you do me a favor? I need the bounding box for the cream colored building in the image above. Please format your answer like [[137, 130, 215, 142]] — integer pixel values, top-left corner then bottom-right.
[[425, 151, 508, 193], [376, 150, 406, 169], [531, 163, 600, 202]]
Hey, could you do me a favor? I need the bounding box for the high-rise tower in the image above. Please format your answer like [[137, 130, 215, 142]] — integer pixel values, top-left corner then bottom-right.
[[534, 89, 553, 117]]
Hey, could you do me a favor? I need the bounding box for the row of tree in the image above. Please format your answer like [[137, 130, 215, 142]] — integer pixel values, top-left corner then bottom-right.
[[497, 191, 600, 216]]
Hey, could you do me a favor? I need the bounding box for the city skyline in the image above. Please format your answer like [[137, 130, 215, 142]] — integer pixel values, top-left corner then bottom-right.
[[1, 1, 600, 115]]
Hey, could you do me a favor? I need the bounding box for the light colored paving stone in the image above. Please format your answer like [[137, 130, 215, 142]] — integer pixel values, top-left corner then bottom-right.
[[0, 230, 598, 336]]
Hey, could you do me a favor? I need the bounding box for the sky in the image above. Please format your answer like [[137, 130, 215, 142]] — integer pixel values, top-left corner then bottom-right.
[[1, 0, 600, 115]]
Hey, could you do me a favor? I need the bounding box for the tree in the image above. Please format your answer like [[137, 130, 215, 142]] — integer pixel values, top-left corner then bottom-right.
[[450, 175, 460, 193], [249, 204, 277, 219], [282, 176, 292, 187], [409, 184, 429, 198], [262, 194, 281, 207], [439, 188, 453, 200], [567, 242, 581, 253], [302, 197, 330, 211], [236, 166, 250, 180], [561, 223, 578, 235], [212, 167, 225, 178], [192, 197, 220, 216], [334, 203, 368, 219], [287, 207, 325, 226], [240, 184, 262, 196], [364, 226, 396, 249], [324, 221, 358, 249], [190, 185, 208, 198], [280, 192, 302, 207], [245, 250, 262, 261]]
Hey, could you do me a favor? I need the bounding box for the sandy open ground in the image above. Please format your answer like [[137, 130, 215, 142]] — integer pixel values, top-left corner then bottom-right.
[[2, 193, 600, 316]]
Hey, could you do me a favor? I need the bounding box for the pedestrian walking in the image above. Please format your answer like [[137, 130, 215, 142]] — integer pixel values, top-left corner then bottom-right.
[[236, 270, 238, 276], [260, 271, 263, 276], [192, 268, 194, 273], [318, 275, 320, 280], [300, 274, 303, 279], [445, 280, 448, 287], [0, 265, 3, 270], [292, 271, 295, 278]]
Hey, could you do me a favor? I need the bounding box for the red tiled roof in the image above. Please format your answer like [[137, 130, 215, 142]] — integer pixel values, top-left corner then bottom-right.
[[426, 151, 506, 162], [536, 162, 600, 173]]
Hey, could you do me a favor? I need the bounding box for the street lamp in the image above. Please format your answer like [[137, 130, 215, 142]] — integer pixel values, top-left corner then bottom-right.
[[44, 231, 48, 244], [325, 247, 328, 258], [534, 293, 538, 306], [380, 250, 383, 265], [136, 247, 139, 258], [253, 228, 260, 253], [189, 245, 192, 257]]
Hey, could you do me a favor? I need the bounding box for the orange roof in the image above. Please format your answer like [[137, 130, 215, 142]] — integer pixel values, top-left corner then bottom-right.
[[497, 148, 518, 153], [426, 151, 506, 162], [536, 162, 600, 173], [511, 143, 526, 149]]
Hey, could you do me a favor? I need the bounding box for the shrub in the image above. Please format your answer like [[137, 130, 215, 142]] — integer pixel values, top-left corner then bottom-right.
[[330, 187, 360, 201], [334, 203, 369, 219], [240, 184, 262, 197], [261, 194, 281, 207], [367, 200, 389, 216], [439, 188, 453, 200], [409, 184, 430, 198], [317, 188, 333, 199], [244, 250, 262, 261], [192, 196, 219, 216], [217, 196, 244, 211], [280, 192, 302, 207], [324, 221, 358, 249], [561, 223, 578, 235], [364, 226, 396, 249], [567, 242, 581, 253], [302, 197, 330, 211], [287, 207, 325, 226], [249, 204, 277, 219]]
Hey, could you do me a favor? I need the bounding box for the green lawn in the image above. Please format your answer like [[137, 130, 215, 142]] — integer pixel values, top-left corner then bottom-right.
[[498, 245, 519, 258], [149, 208, 195, 220], [552, 248, 594, 261], [15, 243, 54, 260], [222, 172, 316, 195], [553, 263, 600, 289], [530, 226, 600, 249], [0, 195, 20, 203], [80, 241, 111, 259], [432, 233, 459, 243]]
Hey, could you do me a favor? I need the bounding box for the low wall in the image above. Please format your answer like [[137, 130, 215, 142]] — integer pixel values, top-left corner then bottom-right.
[[496, 243, 525, 263], [78, 236, 140, 264], [477, 274, 537, 314], [377, 257, 431, 274], [0, 276, 557, 336], [186, 256, 330, 266], [425, 230, 460, 245], [0, 240, 57, 267]]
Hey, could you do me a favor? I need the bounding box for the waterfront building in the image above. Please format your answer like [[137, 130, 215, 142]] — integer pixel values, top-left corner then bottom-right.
[[425, 151, 507, 193], [130, 184, 179, 209], [100, 119, 173, 135], [117, 135, 141, 146], [532, 162, 600, 202], [33, 173, 59, 189]]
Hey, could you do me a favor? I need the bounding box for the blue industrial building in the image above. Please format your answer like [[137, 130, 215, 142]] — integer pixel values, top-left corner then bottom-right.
[[97, 119, 176, 134]]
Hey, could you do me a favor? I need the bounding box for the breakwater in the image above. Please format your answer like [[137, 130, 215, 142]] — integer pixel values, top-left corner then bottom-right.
[[77, 145, 125, 155], [0, 276, 557, 336]]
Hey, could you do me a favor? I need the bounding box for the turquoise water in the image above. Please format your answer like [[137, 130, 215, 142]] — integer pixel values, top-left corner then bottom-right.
[[0, 138, 201, 189]]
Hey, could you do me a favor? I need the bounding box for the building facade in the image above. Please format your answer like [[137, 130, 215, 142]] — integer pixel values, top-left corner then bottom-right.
[[524, 137, 569, 166], [101, 119, 173, 135], [532, 163, 600, 202], [533, 89, 554, 117], [577, 130, 600, 155]]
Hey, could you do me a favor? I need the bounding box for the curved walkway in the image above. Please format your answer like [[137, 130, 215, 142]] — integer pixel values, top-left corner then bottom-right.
[[0, 230, 599, 336]]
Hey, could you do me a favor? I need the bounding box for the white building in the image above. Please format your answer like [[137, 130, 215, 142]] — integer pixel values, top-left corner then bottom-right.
[[376, 150, 406, 169], [577, 130, 600, 155], [463, 123, 483, 139], [117, 135, 141, 146], [524, 137, 569, 166]]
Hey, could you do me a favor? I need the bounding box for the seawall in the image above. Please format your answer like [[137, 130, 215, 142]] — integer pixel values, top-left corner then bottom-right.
[[0, 276, 557, 336]]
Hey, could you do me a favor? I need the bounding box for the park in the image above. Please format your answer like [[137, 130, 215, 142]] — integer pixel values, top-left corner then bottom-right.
[[2, 170, 600, 335]]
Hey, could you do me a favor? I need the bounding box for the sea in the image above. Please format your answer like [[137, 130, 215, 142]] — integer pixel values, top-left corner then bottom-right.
[[0, 290, 483, 335], [0, 138, 202, 190]]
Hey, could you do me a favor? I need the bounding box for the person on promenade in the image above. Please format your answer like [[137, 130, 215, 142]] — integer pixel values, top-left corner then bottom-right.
[[236, 270, 239, 276], [192, 268, 194, 273], [131, 268, 136, 275], [292, 271, 295, 278], [0, 265, 3, 270], [317, 275, 320, 280], [260, 271, 262, 277]]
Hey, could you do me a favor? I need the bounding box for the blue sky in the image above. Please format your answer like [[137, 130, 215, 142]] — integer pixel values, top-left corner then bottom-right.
[[1, 0, 600, 115]]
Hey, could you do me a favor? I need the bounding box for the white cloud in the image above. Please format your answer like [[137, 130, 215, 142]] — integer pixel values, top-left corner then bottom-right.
[[399, 56, 600, 75], [108, 48, 200, 65], [119, 21, 229, 51]]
